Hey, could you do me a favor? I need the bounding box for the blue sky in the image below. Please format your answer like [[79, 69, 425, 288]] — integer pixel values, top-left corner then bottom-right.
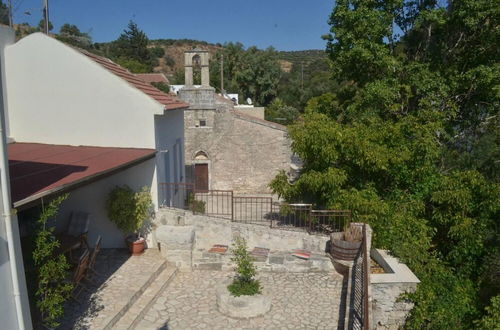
[[12, 0, 334, 51]]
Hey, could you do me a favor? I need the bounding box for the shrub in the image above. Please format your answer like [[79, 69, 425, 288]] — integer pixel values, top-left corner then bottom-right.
[[228, 237, 261, 297], [187, 192, 206, 214], [106, 185, 153, 236], [33, 194, 72, 328]]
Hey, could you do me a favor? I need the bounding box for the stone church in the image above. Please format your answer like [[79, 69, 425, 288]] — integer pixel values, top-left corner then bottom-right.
[[177, 48, 294, 194]]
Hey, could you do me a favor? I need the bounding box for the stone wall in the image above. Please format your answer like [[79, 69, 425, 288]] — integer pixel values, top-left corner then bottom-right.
[[154, 209, 331, 271], [370, 249, 419, 329], [181, 89, 293, 194]]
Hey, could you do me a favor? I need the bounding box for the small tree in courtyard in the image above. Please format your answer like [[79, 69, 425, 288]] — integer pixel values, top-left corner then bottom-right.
[[228, 237, 261, 296]]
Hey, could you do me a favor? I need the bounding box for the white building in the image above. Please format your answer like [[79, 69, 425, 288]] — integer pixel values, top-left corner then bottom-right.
[[4, 31, 188, 249]]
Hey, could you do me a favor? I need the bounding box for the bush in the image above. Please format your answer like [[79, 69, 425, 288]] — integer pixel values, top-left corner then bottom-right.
[[228, 237, 261, 297], [33, 194, 72, 328], [187, 192, 206, 214], [106, 185, 153, 235]]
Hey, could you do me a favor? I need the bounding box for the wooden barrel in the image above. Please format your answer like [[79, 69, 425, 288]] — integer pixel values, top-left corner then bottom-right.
[[330, 232, 361, 261]]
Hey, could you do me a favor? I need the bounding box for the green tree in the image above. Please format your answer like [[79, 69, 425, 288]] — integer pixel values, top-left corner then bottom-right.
[[151, 81, 170, 94], [210, 43, 281, 106], [56, 23, 92, 49], [109, 21, 153, 71], [33, 194, 72, 328], [37, 19, 53, 32], [265, 98, 299, 125], [271, 0, 499, 328], [0, 0, 9, 25]]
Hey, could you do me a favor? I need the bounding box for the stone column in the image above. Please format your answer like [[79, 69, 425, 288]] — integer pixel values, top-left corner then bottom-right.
[[185, 66, 193, 86], [201, 52, 210, 86], [201, 66, 209, 86]]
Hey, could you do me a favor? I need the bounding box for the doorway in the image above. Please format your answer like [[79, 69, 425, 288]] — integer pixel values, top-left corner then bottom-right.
[[194, 163, 209, 191]]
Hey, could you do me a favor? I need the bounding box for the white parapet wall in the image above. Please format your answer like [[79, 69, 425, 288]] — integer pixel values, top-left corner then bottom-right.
[[370, 249, 420, 329]]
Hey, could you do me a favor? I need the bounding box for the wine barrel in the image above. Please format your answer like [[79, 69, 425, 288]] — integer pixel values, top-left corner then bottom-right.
[[330, 232, 361, 261]]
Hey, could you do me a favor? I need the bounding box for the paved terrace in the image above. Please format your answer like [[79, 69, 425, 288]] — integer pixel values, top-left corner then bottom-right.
[[59, 249, 347, 329]]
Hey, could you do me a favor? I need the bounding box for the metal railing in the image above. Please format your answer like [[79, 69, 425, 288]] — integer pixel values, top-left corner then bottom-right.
[[193, 189, 233, 218], [349, 224, 371, 329], [310, 210, 352, 235], [159, 183, 351, 236], [233, 196, 273, 224], [362, 224, 371, 329]]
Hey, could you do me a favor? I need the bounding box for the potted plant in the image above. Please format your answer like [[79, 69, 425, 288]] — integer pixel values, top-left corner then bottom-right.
[[106, 185, 153, 255], [228, 237, 261, 297], [331, 223, 363, 261], [216, 237, 271, 318]]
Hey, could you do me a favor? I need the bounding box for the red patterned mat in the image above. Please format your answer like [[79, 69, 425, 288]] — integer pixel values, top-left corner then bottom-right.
[[208, 244, 228, 254]]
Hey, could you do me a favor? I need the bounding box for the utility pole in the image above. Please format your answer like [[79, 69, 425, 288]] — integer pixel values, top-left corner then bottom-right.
[[220, 54, 224, 93], [301, 61, 304, 91], [43, 0, 49, 34], [7, 0, 12, 27]]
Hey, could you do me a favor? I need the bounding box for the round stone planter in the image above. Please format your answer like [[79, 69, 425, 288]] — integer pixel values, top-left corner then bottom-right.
[[330, 232, 361, 261], [216, 280, 271, 319]]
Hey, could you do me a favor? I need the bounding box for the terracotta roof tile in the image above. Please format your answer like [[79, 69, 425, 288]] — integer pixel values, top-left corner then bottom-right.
[[135, 73, 169, 84], [78, 49, 188, 110]]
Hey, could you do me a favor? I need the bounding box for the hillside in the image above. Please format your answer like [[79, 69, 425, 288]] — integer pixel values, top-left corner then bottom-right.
[[149, 39, 222, 75], [277, 50, 327, 67]]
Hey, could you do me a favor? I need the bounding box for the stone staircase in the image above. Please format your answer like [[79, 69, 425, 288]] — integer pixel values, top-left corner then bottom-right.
[[112, 265, 178, 330]]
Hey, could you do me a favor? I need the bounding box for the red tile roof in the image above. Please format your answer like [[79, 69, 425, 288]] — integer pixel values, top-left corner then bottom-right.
[[9, 143, 156, 207], [78, 49, 188, 110], [135, 73, 169, 84]]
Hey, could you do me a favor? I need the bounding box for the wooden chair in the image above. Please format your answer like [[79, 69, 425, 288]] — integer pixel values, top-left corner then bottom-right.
[[71, 249, 90, 303], [66, 211, 91, 248], [85, 235, 102, 284]]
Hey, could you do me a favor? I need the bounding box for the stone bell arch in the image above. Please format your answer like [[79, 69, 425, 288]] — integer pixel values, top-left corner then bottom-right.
[[184, 48, 210, 86]]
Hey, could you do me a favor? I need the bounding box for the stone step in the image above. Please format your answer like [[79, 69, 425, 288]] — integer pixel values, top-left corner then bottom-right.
[[97, 255, 168, 330], [112, 265, 178, 330]]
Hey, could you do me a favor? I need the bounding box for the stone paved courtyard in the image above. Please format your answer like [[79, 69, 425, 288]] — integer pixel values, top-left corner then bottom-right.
[[136, 270, 346, 330]]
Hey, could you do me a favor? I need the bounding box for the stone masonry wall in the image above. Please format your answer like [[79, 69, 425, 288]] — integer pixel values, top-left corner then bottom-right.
[[370, 249, 419, 329], [371, 282, 416, 329], [154, 209, 332, 272], [182, 92, 292, 194], [156, 208, 329, 253]]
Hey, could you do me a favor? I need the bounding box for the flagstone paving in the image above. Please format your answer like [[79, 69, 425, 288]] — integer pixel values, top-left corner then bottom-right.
[[58, 249, 167, 330], [135, 270, 346, 330]]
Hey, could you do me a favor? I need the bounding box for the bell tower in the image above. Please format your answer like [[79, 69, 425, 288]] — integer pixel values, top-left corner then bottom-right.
[[184, 48, 210, 86], [178, 48, 215, 110]]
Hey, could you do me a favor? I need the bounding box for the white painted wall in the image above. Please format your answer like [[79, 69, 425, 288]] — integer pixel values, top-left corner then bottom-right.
[[4, 33, 164, 148], [0, 25, 32, 330], [56, 158, 156, 248]]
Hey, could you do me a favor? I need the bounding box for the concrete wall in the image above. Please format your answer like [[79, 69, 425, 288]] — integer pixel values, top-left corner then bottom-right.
[[5, 33, 163, 148], [56, 159, 156, 248], [155, 108, 186, 204], [182, 94, 292, 194]]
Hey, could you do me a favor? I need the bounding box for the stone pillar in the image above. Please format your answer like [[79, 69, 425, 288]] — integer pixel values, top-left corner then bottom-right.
[[201, 66, 209, 86], [201, 52, 210, 86], [185, 66, 193, 86], [156, 225, 195, 271]]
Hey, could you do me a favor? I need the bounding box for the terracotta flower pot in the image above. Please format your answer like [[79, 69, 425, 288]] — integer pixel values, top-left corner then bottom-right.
[[126, 236, 145, 256]]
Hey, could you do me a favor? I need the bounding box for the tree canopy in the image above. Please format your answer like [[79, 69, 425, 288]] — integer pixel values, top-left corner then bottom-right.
[[209, 43, 281, 106], [271, 0, 499, 328]]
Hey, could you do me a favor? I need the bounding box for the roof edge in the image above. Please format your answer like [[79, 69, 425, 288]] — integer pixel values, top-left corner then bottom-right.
[[13, 150, 156, 209]]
